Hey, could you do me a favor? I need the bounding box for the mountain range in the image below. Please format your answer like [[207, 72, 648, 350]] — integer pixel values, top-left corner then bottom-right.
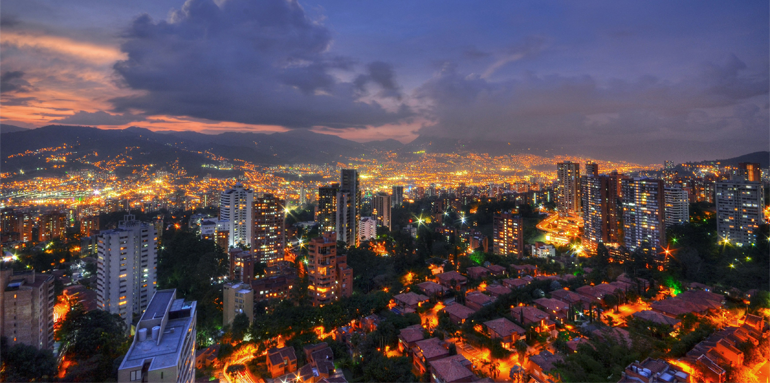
[[1, 125, 766, 177]]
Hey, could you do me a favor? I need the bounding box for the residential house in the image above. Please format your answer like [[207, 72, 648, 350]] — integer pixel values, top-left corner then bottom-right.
[[465, 292, 494, 311], [267, 347, 298, 378], [483, 318, 525, 347], [398, 324, 425, 354], [393, 292, 430, 314], [429, 354, 476, 383], [412, 338, 450, 376], [467, 266, 490, 280], [485, 284, 512, 298], [442, 303, 476, 325], [419, 281, 449, 297], [437, 271, 468, 290]]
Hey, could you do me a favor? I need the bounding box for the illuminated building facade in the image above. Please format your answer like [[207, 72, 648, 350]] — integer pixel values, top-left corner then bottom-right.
[[585, 162, 599, 177], [392, 185, 404, 207], [716, 179, 764, 246], [737, 162, 761, 182], [336, 169, 361, 246], [0, 269, 55, 350], [621, 178, 666, 251], [228, 248, 254, 285], [581, 174, 619, 247], [80, 215, 100, 237], [307, 233, 353, 306], [557, 161, 581, 217], [493, 212, 523, 257], [664, 186, 689, 228], [359, 216, 377, 241], [373, 192, 392, 230], [38, 211, 66, 242], [219, 182, 253, 248], [317, 183, 339, 233], [252, 193, 285, 265], [96, 215, 158, 329]]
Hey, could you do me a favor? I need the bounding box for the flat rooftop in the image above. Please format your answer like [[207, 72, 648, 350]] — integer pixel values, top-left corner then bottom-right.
[[143, 290, 174, 321], [121, 315, 193, 371]]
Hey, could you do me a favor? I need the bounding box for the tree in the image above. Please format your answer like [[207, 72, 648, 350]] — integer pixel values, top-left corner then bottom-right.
[[231, 313, 251, 341], [0, 338, 57, 382], [56, 306, 130, 381]]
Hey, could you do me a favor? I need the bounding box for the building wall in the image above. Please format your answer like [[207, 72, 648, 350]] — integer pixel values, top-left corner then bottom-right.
[[622, 178, 666, 251], [359, 217, 377, 242], [219, 183, 253, 248], [317, 184, 339, 233], [557, 162, 581, 217], [336, 169, 361, 246], [716, 180, 764, 246], [493, 212, 523, 257], [252, 193, 285, 265], [96, 215, 157, 329], [0, 269, 55, 350], [223, 283, 254, 326], [373, 193, 392, 230], [664, 186, 689, 228]]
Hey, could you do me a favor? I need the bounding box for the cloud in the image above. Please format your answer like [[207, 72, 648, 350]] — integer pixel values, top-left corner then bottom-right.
[[110, 0, 411, 130], [415, 54, 769, 162], [50, 110, 144, 125], [0, 31, 125, 64], [1, 71, 32, 93], [481, 36, 546, 79], [354, 61, 402, 99]]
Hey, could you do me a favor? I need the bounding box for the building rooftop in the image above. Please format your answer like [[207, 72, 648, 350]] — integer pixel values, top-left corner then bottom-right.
[[119, 289, 196, 373], [484, 317, 525, 337], [429, 354, 475, 383], [442, 303, 476, 320]]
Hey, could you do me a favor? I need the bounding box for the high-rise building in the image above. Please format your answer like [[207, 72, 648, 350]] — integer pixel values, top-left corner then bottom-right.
[[336, 169, 361, 246], [307, 233, 353, 306], [252, 193, 285, 265], [492, 212, 523, 257], [392, 186, 404, 207], [581, 174, 619, 247], [737, 162, 762, 182], [38, 211, 66, 242], [219, 183, 253, 248], [96, 215, 158, 328], [716, 180, 765, 246], [0, 269, 55, 350], [373, 192, 392, 230], [223, 282, 253, 327], [621, 178, 666, 251], [228, 248, 254, 285], [557, 162, 581, 217], [1, 208, 21, 243], [359, 217, 377, 241], [664, 186, 689, 228], [317, 184, 339, 233], [80, 215, 100, 237], [118, 289, 196, 383], [585, 162, 599, 177]]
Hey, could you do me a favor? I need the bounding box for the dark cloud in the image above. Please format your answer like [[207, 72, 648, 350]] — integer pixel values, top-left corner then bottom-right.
[[0, 97, 37, 106], [354, 61, 402, 99], [1, 71, 32, 93], [463, 46, 491, 60], [0, 14, 20, 28], [50, 110, 144, 126], [415, 55, 769, 162], [110, 0, 410, 129]]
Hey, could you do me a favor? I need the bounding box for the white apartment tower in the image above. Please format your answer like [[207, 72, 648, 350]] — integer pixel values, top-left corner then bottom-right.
[[118, 289, 196, 383], [557, 162, 581, 217], [716, 179, 765, 246], [359, 216, 377, 242], [96, 215, 157, 328], [219, 183, 253, 248], [664, 186, 690, 228]]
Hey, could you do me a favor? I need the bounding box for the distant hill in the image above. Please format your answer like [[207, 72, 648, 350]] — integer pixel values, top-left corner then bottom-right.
[[0, 125, 384, 177], [690, 151, 769, 168], [0, 124, 29, 134]]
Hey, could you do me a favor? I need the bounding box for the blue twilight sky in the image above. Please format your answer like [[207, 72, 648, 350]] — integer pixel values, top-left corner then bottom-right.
[[1, 0, 767, 163]]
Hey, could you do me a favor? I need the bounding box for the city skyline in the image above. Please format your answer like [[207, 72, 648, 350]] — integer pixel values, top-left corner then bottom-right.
[[1, 0, 768, 163]]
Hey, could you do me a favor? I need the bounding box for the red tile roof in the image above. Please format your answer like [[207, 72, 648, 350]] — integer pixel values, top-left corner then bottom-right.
[[484, 317, 525, 337], [429, 355, 475, 383]]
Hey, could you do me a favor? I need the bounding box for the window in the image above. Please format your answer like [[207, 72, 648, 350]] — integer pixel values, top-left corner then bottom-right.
[[130, 370, 142, 381]]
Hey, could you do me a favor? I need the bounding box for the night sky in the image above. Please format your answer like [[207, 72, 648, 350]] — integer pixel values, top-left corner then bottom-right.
[[1, 0, 767, 163]]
